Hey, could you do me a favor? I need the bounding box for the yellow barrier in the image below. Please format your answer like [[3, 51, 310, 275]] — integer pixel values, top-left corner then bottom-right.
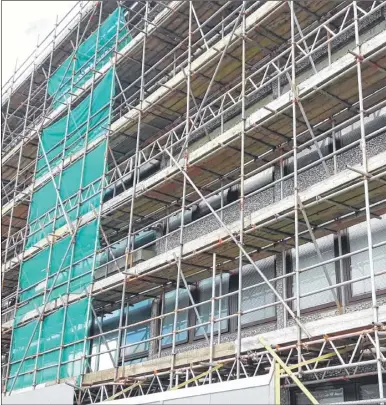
[[259, 336, 319, 405]]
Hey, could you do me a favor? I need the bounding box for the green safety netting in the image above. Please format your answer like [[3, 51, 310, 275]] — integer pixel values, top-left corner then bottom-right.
[[8, 298, 90, 391], [9, 220, 103, 390], [27, 142, 107, 249], [9, 59, 116, 392], [36, 68, 114, 179], [14, 219, 98, 339], [48, 7, 130, 108], [9, 220, 98, 390], [18, 220, 99, 325], [10, 219, 104, 390]]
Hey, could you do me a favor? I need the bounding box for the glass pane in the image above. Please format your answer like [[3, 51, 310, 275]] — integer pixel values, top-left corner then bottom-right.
[[295, 387, 344, 404], [241, 257, 275, 325], [98, 332, 117, 371], [349, 215, 386, 296], [195, 274, 229, 337], [124, 300, 152, 357], [90, 339, 99, 373], [359, 383, 386, 400], [292, 235, 336, 310], [162, 289, 189, 346]]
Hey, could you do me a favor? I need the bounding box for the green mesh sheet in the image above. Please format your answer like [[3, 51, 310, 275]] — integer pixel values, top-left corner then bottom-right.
[[11, 216, 102, 389], [48, 7, 130, 108], [36, 68, 114, 179], [9, 219, 100, 389], [19, 248, 49, 291], [10, 321, 39, 362], [27, 142, 107, 249], [8, 299, 90, 390], [18, 220, 98, 316], [9, 47, 115, 391], [7, 359, 36, 392]]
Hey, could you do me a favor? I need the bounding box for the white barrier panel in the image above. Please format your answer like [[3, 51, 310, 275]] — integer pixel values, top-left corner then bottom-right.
[[103, 369, 274, 404], [3, 383, 74, 404]]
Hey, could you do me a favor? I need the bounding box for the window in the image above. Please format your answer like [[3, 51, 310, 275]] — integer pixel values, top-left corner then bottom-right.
[[195, 274, 229, 338], [295, 387, 344, 404], [241, 257, 276, 326], [291, 378, 385, 404], [96, 332, 117, 371], [161, 288, 189, 346], [123, 299, 152, 359], [90, 310, 120, 372], [291, 235, 337, 311], [348, 215, 386, 297], [359, 383, 386, 400]]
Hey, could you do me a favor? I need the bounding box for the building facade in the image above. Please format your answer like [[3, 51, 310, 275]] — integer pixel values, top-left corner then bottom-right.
[[1, 1, 386, 403]]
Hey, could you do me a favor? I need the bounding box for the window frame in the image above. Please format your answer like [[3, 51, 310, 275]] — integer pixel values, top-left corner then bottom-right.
[[290, 376, 384, 404], [344, 219, 386, 304], [192, 274, 230, 342], [119, 300, 152, 364], [159, 288, 190, 349], [229, 258, 277, 331], [90, 309, 121, 373], [286, 234, 342, 314]]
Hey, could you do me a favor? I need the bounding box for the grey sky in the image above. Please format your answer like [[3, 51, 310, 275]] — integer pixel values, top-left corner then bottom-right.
[[2, 1, 76, 86]]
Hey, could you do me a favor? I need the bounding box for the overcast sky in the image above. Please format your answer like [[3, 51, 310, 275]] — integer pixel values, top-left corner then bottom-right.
[[2, 1, 76, 86]]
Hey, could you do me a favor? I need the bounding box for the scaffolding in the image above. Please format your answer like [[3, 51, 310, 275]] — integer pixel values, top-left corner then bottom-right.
[[1, 1, 386, 404]]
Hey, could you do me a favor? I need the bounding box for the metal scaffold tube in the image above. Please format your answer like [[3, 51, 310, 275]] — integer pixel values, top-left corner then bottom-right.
[[77, 1, 112, 388], [170, 1, 192, 388], [236, 0, 246, 380], [353, 1, 384, 400], [290, 2, 303, 379]]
